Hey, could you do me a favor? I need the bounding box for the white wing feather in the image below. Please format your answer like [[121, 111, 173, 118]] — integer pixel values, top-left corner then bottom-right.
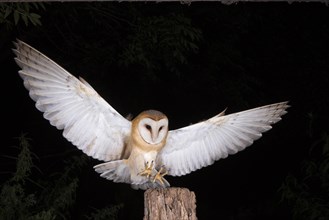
[[14, 40, 131, 161], [159, 102, 289, 176]]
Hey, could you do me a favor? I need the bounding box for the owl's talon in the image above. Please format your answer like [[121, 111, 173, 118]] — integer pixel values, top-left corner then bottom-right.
[[138, 161, 154, 178], [153, 166, 168, 185]]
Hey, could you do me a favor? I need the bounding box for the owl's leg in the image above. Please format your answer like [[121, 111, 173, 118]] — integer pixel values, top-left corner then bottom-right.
[[152, 165, 168, 186], [138, 160, 154, 178]]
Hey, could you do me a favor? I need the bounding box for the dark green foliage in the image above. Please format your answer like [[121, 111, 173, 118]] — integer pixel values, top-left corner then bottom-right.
[[0, 3, 44, 29], [13, 135, 33, 183], [85, 204, 123, 220], [0, 134, 122, 220], [34, 4, 202, 81], [280, 129, 329, 219], [0, 134, 36, 220], [119, 13, 202, 76]]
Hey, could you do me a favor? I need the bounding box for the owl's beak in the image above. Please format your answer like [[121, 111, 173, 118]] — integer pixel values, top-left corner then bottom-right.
[[151, 130, 158, 143]]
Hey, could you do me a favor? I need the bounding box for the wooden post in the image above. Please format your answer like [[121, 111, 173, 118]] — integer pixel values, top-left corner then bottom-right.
[[143, 187, 197, 220]]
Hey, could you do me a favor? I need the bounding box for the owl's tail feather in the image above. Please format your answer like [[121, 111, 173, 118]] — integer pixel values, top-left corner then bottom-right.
[[131, 178, 170, 190], [94, 160, 131, 184]]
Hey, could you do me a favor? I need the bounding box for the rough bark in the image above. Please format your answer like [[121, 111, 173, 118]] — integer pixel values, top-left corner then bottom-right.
[[144, 187, 197, 220]]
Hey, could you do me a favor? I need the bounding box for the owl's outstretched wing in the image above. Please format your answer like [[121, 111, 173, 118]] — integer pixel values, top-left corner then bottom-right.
[[158, 102, 289, 176], [14, 40, 131, 161]]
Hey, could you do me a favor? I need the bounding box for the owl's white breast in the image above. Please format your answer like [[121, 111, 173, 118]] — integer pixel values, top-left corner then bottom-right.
[[127, 146, 157, 172]]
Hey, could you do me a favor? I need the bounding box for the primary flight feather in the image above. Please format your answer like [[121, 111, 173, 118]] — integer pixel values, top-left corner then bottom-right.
[[14, 40, 289, 190]]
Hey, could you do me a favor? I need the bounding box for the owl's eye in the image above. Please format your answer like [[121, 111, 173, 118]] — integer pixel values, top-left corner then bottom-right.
[[159, 126, 164, 131], [145, 124, 151, 131]]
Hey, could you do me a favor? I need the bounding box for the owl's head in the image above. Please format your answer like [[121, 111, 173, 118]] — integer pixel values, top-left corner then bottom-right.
[[131, 110, 168, 148]]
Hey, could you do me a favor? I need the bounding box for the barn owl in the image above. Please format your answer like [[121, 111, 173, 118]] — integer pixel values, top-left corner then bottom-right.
[[13, 40, 289, 190]]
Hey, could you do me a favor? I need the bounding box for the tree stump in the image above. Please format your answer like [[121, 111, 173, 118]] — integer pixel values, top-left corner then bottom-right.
[[143, 187, 197, 220]]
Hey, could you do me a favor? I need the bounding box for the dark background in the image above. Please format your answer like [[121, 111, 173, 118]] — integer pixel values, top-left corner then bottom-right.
[[1, 2, 329, 220]]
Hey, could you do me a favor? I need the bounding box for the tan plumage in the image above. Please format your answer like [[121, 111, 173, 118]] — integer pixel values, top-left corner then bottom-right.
[[14, 40, 290, 190]]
